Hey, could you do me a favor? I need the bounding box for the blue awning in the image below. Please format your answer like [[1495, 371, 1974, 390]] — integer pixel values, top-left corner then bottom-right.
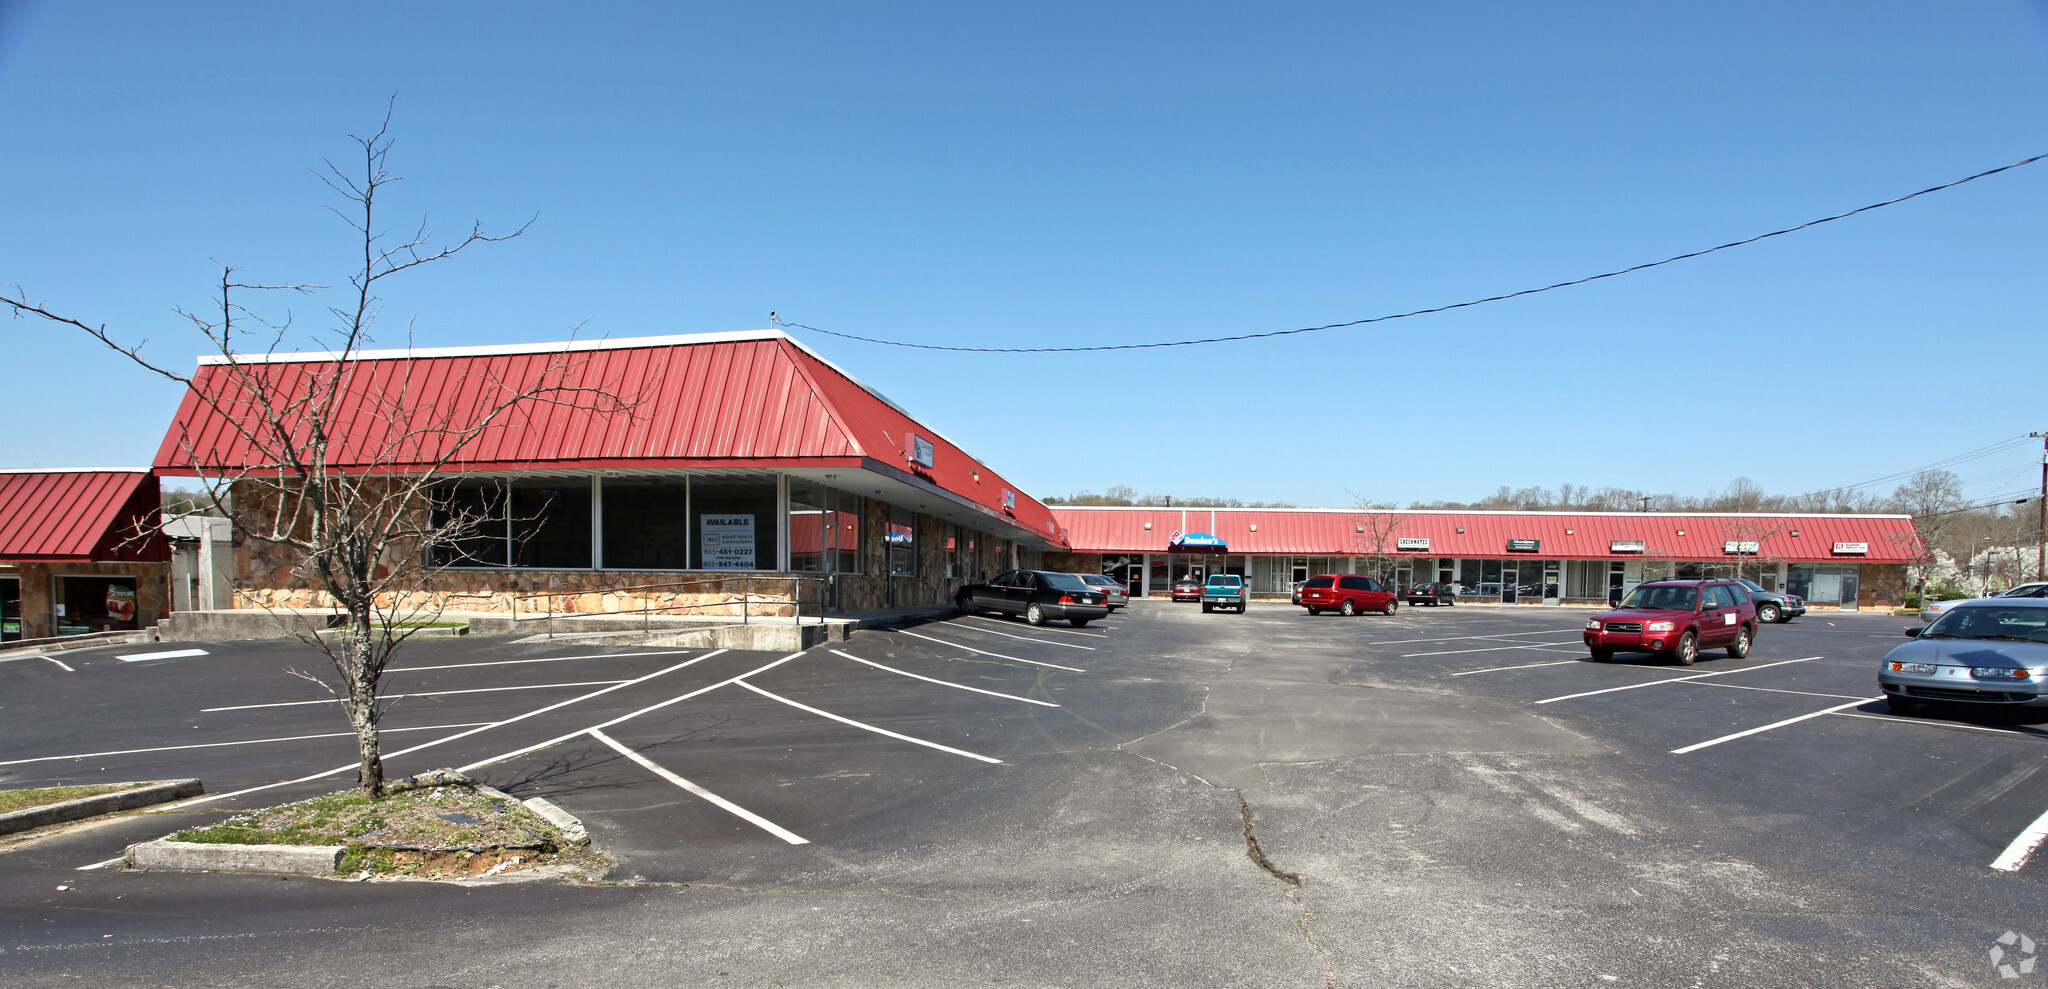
[[1167, 532, 1228, 554]]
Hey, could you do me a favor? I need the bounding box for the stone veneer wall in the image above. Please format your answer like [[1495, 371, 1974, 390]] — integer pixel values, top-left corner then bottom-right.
[[0, 561, 170, 641]]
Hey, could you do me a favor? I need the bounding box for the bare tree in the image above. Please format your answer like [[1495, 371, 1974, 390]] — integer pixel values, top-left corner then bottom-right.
[[1716, 516, 1790, 585], [4, 108, 634, 795], [1346, 493, 1411, 583]]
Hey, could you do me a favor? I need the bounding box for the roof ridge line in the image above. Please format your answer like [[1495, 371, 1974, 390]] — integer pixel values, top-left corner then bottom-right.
[[194, 329, 790, 366]]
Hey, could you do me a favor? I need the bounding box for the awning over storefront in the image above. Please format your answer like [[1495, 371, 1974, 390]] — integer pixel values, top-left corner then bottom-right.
[[0, 469, 168, 563], [1167, 532, 1228, 554]]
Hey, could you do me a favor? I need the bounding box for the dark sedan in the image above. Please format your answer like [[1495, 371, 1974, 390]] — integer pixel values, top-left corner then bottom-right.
[[956, 569, 1110, 627], [1402, 582, 1456, 607]]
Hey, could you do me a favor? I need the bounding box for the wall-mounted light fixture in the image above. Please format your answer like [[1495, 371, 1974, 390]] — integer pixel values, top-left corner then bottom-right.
[[1143, 522, 1152, 530], [1355, 525, 1364, 533], [1565, 528, 1575, 535], [1790, 529, 1801, 537], [1456, 526, 1465, 534], [970, 470, 980, 482], [1677, 529, 1687, 536], [1249, 524, 1258, 532]]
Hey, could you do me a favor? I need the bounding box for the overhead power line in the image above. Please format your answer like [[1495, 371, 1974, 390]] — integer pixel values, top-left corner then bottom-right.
[[773, 150, 2048, 353]]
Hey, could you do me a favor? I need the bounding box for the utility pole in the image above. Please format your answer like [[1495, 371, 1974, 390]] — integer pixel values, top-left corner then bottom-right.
[[2033, 431, 2048, 582]]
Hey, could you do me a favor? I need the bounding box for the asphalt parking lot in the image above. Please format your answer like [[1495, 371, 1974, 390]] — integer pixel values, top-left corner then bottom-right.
[[7, 601, 2048, 987]]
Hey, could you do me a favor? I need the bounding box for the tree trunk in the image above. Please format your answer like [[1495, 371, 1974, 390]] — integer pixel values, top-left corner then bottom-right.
[[345, 617, 384, 795]]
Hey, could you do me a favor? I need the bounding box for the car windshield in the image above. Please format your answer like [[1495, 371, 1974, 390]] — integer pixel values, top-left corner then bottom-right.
[[1175, 579, 1199, 587], [1738, 580, 1764, 592], [1042, 573, 1089, 591], [1620, 585, 1698, 611], [1206, 575, 1241, 587], [1921, 605, 2048, 641], [1080, 575, 1116, 586], [1304, 577, 1334, 589]]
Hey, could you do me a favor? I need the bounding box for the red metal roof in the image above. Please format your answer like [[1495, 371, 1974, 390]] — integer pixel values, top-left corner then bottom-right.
[[1054, 507, 1924, 563], [151, 331, 1057, 540], [0, 470, 168, 562]]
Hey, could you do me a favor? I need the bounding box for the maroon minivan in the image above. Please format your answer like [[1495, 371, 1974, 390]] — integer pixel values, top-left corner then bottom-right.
[[1299, 574, 1398, 616], [1583, 578, 1757, 665]]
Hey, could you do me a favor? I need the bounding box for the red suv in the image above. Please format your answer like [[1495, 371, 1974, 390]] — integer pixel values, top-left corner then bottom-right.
[[1583, 578, 1757, 665], [1299, 574, 1398, 616]]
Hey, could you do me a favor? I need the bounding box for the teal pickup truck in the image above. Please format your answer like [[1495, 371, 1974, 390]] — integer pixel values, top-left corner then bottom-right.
[[1201, 574, 1248, 614]]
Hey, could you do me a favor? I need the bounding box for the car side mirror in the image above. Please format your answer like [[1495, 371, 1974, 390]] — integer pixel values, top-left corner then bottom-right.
[[1904, 627, 1922, 638]]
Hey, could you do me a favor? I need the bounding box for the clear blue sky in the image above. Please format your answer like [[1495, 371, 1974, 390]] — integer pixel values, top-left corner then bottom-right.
[[3, 1, 2045, 508]]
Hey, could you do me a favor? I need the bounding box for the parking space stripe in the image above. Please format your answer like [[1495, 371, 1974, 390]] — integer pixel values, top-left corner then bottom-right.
[[1834, 712, 2048, 739], [889, 628, 1087, 673], [455, 650, 807, 773], [1451, 658, 1584, 676], [158, 650, 732, 811], [961, 614, 1108, 638], [0, 722, 497, 768], [116, 648, 210, 662], [735, 680, 1003, 764], [1371, 630, 1586, 646], [1992, 803, 2048, 871], [588, 728, 808, 845], [1670, 696, 1881, 754], [1533, 657, 1822, 705], [43, 657, 74, 672], [940, 621, 1096, 650], [1691, 681, 1869, 701], [831, 650, 1059, 707], [391, 649, 695, 673], [1404, 640, 1583, 658], [201, 680, 632, 712]]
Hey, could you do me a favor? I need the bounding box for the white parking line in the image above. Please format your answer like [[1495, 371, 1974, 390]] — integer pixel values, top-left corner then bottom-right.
[[1533, 657, 1822, 705], [75, 856, 126, 871], [1403, 640, 1584, 658], [44, 657, 74, 672], [1670, 696, 1880, 754], [391, 649, 695, 673], [0, 722, 496, 768], [942, 620, 1096, 650], [1371, 630, 1586, 646], [157, 650, 731, 811], [1451, 658, 1585, 676], [1993, 803, 2048, 871], [1834, 712, 2048, 739], [735, 680, 1002, 764], [116, 649, 210, 662], [588, 728, 808, 845], [201, 680, 630, 712], [961, 614, 1108, 638], [455, 650, 805, 773], [889, 628, 1087, 673], [831, 650, 1059, 707]]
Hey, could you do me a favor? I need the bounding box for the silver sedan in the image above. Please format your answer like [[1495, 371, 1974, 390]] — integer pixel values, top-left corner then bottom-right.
[[1881, 598, 2048, 714], [1074, 573, 1130, 610]]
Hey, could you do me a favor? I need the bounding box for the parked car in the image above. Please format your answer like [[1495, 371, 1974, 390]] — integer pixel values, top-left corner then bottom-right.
[[1734, 579, 1804, 623], [1202, 574, 1248, 614], [2000, 583, 2048, 598], [1583, 578, 1758, 665], [1290, 580, 1306, 606], [1472, 582, 1504, 598], [1300, 574, 1398, 616], [1919, 594, 1981, 624], [1880, 598, 2048, 714], [1073, 573, 1129, 611], [956, 569, 1110, 628], [1402, 582, 1455, 607], [1171, 578, 1203, 602]]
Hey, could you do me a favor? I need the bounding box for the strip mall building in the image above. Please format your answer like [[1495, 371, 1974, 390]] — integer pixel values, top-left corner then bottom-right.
[[1, 329, 1923, 642]]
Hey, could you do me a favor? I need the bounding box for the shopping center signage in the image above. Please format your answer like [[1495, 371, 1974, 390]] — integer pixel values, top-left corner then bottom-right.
[[1396, 537, 1431, 551], [1609, 540, 1646, 553], [700, 514, 756, 569], [1506, 539, 1540, 552], [1723, 541, 1760, 555], [906, 432, 936, 469], [1832, 541, 1869, 556]]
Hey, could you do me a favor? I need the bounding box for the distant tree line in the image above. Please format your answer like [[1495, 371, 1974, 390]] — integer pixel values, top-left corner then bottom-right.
[[1043, 485, 1297, 508]]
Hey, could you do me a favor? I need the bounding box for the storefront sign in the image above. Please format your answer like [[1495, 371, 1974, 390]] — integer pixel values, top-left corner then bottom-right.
[[1609, 540, 1646, 553], [1832, 541, 1869, 556], [1506, 539, 1540, 552], [104, 585, 136, 622], [1723, 541, 1760, 555], [1001, 489, 1016, 511], [906, 432, 935, 469], [1396, 537, 1431, 551], [701, 514, 756, 569]]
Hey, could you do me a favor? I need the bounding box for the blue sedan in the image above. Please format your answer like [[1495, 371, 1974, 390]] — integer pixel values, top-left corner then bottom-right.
[[1881, 598, 2048, 715]]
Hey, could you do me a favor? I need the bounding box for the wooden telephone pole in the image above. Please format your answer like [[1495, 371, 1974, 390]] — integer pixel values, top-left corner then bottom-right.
[[2033, 431, 2048, 582]]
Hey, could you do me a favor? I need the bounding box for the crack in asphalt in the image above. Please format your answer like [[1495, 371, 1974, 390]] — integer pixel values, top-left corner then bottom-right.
[[1237, 790, 1336, 989]]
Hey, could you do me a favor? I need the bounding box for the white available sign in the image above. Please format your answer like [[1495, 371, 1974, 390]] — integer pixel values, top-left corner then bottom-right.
[[701, 514, 756, 569]]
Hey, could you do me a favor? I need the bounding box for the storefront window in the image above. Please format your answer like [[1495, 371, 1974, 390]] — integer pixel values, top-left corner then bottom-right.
[[887, 507, 916, 576], [434, 480, 510, 566], [2, 576, 21, 641], [55, 574, 139, 635], [511, 480, 592, 569], [602, 477, 689, 570], [789, 483, 863, 574], [690, 477, 777, 571]]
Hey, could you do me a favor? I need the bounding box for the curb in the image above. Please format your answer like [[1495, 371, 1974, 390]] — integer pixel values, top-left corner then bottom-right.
[[0, 779, 204, 836], [520, 796, 590, 844], [127, 839, 346, 876]]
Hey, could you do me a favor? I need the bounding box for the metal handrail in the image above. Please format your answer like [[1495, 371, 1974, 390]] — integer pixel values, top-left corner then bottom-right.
[[509, 574, 830, 635]]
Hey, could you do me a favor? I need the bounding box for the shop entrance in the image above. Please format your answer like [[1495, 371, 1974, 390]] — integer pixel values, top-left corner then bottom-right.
[[53, 574, 140, 635], [1394, 566, 1412, 593], [1, 576, 19, 642], [1501, 564, 1519, 604]]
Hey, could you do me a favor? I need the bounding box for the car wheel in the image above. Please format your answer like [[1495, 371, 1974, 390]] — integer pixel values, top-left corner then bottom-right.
[[1727, 626, 1752, 659], [1590, 648, 1614, 662], [1757, 603, 1780, 624], [1306, 607, 1321, 616], [1202, 603, 1213, 613], [1674, 631, 1697, 666], [1382, 598, 1398, 616], [1340, 600, 1357, 617], [1070, 618, 1090, 628], [1025, 603, 1046, 626], [955, 591, 974, 614], [1238, 603, 1248, 614]]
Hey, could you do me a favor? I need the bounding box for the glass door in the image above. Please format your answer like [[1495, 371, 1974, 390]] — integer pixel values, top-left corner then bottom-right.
[[1839, 570, 1860, 611], [1, 577, 19, 641], [1501, 561, 1519, 604]]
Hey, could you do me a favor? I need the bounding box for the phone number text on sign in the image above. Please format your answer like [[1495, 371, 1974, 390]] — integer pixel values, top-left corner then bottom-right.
[[701, 514, 756, 569]]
